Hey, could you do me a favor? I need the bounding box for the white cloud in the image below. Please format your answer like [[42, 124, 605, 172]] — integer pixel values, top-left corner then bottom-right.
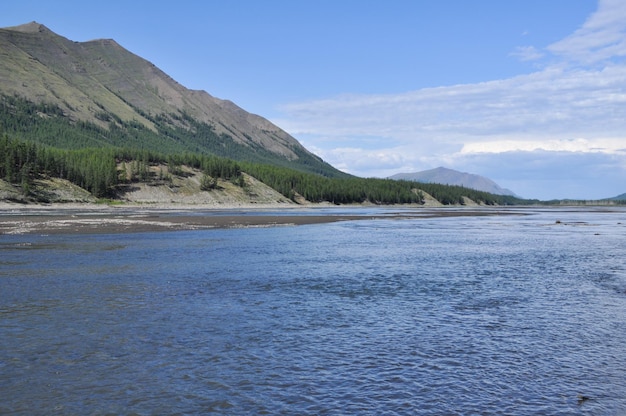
[[274, 0, 626, 200], [460, 138, 626, 154], [547, 0, 626, 64], [278, 65, 626, 150], [510, 45, 544, 61]]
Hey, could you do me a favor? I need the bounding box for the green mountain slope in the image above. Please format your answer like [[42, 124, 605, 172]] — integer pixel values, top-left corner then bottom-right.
[[0, 22, 344, 177]]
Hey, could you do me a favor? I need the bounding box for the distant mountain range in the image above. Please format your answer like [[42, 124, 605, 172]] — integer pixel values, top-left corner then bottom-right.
[[0, 22, 342, 176], [390, 167, 518, 196]]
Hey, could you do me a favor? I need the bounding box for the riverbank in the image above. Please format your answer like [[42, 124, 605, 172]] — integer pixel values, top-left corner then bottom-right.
[[0, 202, 521, 235]]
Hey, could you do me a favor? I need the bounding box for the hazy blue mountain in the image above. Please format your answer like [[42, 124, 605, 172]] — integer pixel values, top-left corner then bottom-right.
[[608, 193, 626, 200], [390, 167, 518, 196]]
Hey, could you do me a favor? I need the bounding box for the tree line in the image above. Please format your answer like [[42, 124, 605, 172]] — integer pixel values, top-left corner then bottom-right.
[[0, 134, 244, 198], [0, 94, 342, 178], [2, 132, 535, 205], [241, 163, 527, 205]]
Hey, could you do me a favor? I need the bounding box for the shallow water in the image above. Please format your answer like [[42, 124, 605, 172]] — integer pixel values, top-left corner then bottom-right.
[[1, 207, 625, 415]]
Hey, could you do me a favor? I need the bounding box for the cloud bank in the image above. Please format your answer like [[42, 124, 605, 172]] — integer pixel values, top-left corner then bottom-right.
[[275, 0, 626, 200]]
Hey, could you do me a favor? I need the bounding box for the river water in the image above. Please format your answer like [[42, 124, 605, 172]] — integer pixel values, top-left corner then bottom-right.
[[1, 207, 625, 415]]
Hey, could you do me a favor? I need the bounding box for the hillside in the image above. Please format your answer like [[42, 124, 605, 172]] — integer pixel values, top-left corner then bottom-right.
[[608, 193, 626, 201], [0, 22, 538, 208], [0, 135, 438, 206], [0, 21, 342, 176], [390, 167, 517, 196], [0, 166, 294, 207]]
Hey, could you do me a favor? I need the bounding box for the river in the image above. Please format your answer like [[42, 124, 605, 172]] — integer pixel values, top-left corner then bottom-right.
[[1, 207, 625, 414]]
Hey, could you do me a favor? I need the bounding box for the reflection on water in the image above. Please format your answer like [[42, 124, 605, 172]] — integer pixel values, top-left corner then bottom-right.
[[1, 208, 626, 415]]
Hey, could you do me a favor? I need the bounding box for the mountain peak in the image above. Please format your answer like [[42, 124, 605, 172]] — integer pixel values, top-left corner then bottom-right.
[[4, 21, 51, 34], [390, 167, 518, 197], [0, 22, 342, 176]]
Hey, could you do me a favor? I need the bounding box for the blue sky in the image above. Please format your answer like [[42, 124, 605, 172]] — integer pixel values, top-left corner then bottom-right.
[[2, 0, 625, 200]]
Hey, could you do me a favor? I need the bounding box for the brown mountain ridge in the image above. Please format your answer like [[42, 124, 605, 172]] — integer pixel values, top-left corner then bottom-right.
[[0, 21, 339, 174]]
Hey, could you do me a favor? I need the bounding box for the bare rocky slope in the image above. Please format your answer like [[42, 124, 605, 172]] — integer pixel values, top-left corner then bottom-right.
[[0, 170, 453, 208], [0, 166, 295, 207]]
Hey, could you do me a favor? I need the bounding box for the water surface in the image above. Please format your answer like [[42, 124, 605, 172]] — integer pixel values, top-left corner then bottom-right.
[[1, 207, 625, 414]]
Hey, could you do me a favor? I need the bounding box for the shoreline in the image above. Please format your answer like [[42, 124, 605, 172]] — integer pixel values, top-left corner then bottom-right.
[[2, 202, 621, 236], [0, 202, 526, 235]]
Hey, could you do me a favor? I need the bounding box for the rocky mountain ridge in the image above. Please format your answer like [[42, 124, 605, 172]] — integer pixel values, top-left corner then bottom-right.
[[0, 21, 334, 172]]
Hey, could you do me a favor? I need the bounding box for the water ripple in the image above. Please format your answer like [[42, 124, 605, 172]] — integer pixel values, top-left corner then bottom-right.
[[1, 208, 625, 414]]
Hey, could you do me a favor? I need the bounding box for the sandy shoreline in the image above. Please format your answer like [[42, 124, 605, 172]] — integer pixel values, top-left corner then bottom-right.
[[0, 202, 528, 235]]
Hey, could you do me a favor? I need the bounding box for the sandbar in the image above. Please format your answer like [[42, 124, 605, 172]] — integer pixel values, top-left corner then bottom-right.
[[0, 204, 522, 235]]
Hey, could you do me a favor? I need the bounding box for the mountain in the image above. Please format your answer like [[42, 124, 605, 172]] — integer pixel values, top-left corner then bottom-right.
[[608, 193, 626, 200], [0, 22, 342, 176], [390, 167, 517, 196]]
